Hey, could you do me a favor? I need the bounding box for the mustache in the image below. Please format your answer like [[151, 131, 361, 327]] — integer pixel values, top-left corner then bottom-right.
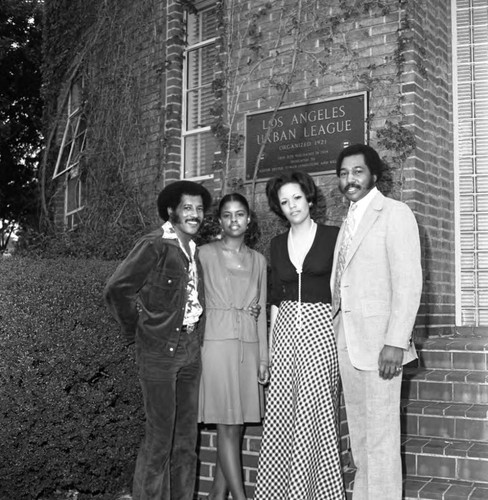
[[344, 183, 362, 191], [185, 218, 202, 223]]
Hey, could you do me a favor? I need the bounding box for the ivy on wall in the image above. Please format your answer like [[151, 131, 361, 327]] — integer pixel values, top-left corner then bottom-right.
[[204, 0, 420, 202], [34, 0, 423, 258], [36, 0, 157, 259]]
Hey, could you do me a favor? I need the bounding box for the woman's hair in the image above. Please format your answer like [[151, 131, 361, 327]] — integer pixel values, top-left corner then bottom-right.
[[217, 192, 260, 248], [265, 171, 317, 220], [218, 192, 250, 216]]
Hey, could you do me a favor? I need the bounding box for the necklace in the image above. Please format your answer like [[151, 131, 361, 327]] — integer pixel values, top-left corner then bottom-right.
[[220, 239, 247, 269]]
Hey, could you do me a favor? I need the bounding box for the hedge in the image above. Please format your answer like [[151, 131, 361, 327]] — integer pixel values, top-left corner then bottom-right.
[[0, 256, 143, 500]]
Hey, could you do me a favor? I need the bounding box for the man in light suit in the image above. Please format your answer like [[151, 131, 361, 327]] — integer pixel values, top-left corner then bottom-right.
[[331, 143, 422, 500]]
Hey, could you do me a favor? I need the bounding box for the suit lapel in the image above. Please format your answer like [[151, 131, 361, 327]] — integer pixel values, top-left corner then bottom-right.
[[344, 191, 385, 268]]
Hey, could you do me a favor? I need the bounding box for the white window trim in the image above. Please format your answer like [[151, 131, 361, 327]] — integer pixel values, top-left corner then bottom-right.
[[64, 167, 85, 224], [452, 0, 462, 325], [53, 79, 87, 229], [452, 0, 488, 326], [64, 167, 85, 230], [181, 3, 218, 180], [53, 82, 86, 179]]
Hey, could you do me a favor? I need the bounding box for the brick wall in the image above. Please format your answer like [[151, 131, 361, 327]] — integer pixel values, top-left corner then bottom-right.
[[196, 425, 263, 499], [399, 0, 454, 338], [49, 3, 455, 332], [122, 0, 172, 215], [49, 0, 177, 226], [231, 0, 455, 340]]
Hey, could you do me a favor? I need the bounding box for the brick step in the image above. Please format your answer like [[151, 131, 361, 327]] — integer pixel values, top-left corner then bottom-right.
[[402, 367, 488, 405], [403, 475, 488, 500], [416, 336, 488, 371], [403, 436, 488, 485], [401, 399, 488, 442], [344, 468, 488, 499], [198, 441, 488, 499], [197, 451, 488, 499]]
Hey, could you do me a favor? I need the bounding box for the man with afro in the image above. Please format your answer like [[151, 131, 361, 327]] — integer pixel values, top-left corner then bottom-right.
[[105, 180, 212, 500]]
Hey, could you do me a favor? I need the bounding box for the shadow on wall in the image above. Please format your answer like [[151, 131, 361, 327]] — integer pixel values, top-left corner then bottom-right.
[[415, 222, 455, 344]]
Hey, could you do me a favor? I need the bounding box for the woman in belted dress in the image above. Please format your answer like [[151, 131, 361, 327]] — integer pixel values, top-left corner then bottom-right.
[[198, 193, 269, 500]]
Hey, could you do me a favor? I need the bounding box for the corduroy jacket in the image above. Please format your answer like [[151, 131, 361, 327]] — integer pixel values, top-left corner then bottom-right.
[[104, 228, 206, 356]]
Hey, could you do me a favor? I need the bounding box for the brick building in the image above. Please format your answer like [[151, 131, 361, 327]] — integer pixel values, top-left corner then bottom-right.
[[43, 0, 488, 498]]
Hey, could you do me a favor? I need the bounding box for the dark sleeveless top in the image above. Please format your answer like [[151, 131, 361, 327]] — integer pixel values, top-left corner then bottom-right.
[[269, 224, 339, 307]]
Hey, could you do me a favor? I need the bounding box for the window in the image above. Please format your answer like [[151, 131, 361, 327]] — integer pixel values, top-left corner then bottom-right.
[[64, 173, 83, 230], [53, 79, 87, 229], [182, 2, 219, 179], [454, 0, 488, 325]]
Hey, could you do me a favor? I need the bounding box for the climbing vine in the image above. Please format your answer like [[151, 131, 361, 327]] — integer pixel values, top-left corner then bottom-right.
[[36, 0, 156, 258], [204, 0, 419, 204], [34, 0, 424, 257]]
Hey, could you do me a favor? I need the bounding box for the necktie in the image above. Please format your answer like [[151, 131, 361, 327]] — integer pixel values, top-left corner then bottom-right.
[[333, 204, 357, 315]]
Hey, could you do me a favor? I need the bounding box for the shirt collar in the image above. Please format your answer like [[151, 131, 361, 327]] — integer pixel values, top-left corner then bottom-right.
[[349, 185, 378, 212], [162, 220, 178, 240], [347, 186, 378, 230], [161, 221, 196, 258]]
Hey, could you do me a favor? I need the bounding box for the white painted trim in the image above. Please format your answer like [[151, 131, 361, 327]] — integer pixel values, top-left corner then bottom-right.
[[181, 2, 217, 180], [452, 0, 462, 326]]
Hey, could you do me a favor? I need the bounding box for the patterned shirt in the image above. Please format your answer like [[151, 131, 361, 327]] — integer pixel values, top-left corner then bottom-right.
[[162, 221, 203, 326]]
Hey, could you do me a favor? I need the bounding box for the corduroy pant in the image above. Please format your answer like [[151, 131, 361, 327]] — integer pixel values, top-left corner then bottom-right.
[[132, 332, 201, 500]]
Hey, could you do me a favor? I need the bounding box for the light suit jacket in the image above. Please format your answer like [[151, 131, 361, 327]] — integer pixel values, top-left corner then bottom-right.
[[331, 191, 422, 370]]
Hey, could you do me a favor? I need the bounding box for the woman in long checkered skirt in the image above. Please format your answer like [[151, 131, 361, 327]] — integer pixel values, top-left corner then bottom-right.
[[254, 172, 345, 500]]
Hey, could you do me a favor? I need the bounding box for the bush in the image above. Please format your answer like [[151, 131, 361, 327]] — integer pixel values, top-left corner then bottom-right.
[[0, 256, 144, 500]]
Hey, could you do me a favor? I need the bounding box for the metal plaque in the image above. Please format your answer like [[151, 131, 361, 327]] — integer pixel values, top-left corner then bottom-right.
[[245, 93, 367, 179]]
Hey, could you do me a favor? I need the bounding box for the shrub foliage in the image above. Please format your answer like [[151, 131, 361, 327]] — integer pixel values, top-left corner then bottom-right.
[[0, 257, 143, 499]]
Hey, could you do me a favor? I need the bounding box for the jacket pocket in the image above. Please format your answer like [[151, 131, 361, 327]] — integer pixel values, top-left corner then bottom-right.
[[143, 274, 183, 311]]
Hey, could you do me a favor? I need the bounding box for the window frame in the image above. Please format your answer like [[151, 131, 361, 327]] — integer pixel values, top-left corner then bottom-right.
[[64, 168, 84, 231], [181, 1, 219, 180], [453, 0, 488, 326], [53, 80, 87, 179], [53, 79, 87, 229]]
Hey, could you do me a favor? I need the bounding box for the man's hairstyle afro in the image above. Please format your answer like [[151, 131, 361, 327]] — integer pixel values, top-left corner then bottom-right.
[[157, 180, 212, 221]]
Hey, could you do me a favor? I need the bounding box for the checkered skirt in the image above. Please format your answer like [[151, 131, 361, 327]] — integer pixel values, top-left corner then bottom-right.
[[254, 301, 345, 500]]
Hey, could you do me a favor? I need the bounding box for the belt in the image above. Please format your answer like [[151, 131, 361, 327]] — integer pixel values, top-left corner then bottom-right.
[[181, 323, 196, 334]]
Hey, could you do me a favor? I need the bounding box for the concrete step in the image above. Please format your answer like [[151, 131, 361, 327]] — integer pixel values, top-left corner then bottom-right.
[[417, 336, 488, 372], [401, 399, 488, 442], [402, 367, 488, 405], [403, 436, 488, 485]]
